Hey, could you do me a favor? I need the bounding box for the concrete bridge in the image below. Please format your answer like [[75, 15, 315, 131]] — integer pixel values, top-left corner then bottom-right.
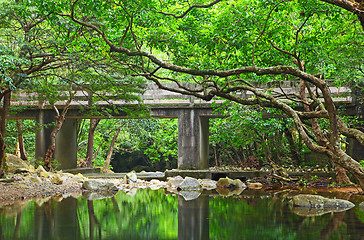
[[8, 80, 362, 170]]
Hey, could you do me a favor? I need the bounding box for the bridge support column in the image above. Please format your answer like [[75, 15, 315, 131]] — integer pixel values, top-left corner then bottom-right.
[[178, 109, 209, 169], [35, 110, 55, 160], [55, 118, 78, 169], [347, 83, 364, 161], [35, 110, 77, 169]]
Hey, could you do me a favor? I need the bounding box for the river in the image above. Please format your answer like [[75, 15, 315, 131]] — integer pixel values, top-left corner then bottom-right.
[[1, 188, 364, 239]]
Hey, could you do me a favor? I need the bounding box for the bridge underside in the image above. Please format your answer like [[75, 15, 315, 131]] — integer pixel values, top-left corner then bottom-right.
[[9, 100, 364, 170], [27, 106, 223, 170]]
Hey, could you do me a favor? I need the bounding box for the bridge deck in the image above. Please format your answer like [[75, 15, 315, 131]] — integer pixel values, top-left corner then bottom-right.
[[10, 81, 353, 108]]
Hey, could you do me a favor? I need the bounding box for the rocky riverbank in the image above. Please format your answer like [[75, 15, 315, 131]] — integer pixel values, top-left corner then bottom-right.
[[1, 154, 363, 207]]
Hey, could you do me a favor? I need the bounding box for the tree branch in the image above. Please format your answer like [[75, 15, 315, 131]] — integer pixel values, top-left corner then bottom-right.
[[158, 0, 223, 18]]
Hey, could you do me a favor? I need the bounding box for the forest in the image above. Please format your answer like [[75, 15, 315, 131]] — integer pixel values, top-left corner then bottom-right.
[[0, 0, 363, 187]]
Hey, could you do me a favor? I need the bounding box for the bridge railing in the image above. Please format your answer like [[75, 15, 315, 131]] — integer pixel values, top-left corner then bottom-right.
[[10, 80, 353, 108]]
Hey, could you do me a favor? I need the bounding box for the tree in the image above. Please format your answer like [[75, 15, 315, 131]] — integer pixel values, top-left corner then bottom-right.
[[0, 0, 76, 173], [210, 103, 294, 168], [84, 119, 100, 168], [0, 0, 147, 173], [33, 0, 364, 187]]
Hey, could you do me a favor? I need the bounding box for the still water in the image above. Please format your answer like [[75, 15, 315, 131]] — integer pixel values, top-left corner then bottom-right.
[[1, 189, 364, 240]]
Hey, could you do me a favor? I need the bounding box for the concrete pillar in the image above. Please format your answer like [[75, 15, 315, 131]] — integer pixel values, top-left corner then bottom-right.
[[35, 110, 56, 160], [178, 109, 209, 170], [178, 195, 209, 240], [55, 118, 77, 169], [200, 117, 209, 169], [347, 84, 364, 161], [35, 110, 77, 169]]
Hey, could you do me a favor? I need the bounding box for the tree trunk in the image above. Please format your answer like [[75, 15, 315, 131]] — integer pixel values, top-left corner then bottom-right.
[[93, 138, 106, 160], [283, 124, 302, 165], [335, 165, 353, 186], [0, 91, 11, 175], [43, 116, 64, 171], [16, 120, 28, 161], [44, 101, 72, 171], [330, 148, 364, 190], [85, 119, 100, 168], [213, 146, 220, 167], [296, 67, 353, 185], [103, 127, 121, 171]]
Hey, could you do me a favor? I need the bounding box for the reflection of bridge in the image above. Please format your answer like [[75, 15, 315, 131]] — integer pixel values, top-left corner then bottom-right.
[[8, 81, 362, 169]]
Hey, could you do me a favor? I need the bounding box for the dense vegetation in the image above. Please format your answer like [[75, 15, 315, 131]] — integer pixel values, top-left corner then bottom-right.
[[0, 0, 363, 186]]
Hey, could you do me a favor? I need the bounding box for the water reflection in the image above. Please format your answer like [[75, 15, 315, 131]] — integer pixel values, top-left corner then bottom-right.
[[178, 195, 209, 240], [34, 198, 80, 240], [1, 189, 364, 239]]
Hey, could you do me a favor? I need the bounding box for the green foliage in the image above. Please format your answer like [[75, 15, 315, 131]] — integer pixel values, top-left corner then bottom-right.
[[360, 160, 364, 168], [4, 120, 35, 159], [2, 0, 362, 171], [77, 118, 177, 169], [210, 102, 294, 167], [144, 119, 178, 163]]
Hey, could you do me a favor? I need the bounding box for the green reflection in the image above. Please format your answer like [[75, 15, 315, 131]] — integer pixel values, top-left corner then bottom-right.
[[1, 190, 364, 240], [77, 189, 178, 239]]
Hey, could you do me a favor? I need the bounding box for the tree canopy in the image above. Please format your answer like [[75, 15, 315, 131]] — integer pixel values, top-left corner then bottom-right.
[[1, 0, 363, 186]]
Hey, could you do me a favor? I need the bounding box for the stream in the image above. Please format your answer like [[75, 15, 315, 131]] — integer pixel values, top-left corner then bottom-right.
[[1, 188, 364, 239]]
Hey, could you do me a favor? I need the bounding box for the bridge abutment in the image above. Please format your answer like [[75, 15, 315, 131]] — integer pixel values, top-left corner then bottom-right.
[[178, 109, 209, 170]]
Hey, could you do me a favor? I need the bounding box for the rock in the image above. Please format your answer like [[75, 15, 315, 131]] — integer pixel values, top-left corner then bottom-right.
[[82, 180, 118, 191], [247, 182, 263, 190], [167, 176, 184, 188], [39, 171, 51, 178], [216, 177, 234, 188], [216, 177, 246, 189], [198, 179, 217, 190], [0, 178, 14, 183], [34, 197, 51, 207], [290, 194, 355, 208], [233, 179, 247, 189], [71, 192, 83, 199], [292, 206, 353, 217], [32, 177, 42, 183], [178, 177, 202, 191], [52, 196, 64, 202], [28, 165, 36, 173], [36, 166, 47, 174], [0, 201, 29, 217], [150, 179, 161, 185], [126, 172, 138, 183], [51, 174, 64, 185], [5, 154, 29, 173], [179, 191, 201, 201], [216, 187, 244, 197], [126, 188, 138, 196], [149, 179, 167, 190], [359, 201, 364, 208], [149, 184, 163, 190], [73, 173, 87, 183], [83, 191, 117, 200]]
